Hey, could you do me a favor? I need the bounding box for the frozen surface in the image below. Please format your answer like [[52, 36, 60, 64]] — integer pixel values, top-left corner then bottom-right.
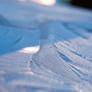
[[0, 1, 92, 92]]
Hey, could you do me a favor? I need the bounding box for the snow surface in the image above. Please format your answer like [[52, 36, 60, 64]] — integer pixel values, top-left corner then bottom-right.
[[0, 0, 92, 92]]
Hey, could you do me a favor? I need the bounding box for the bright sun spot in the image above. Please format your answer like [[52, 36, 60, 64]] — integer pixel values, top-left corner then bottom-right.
[[19, 46, 40, 54], [33, 0, 56, 6]]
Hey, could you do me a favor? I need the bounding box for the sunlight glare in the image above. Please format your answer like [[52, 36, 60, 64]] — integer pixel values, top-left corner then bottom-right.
[[33, 0, 56, 6], [19, 46, 40, 54]]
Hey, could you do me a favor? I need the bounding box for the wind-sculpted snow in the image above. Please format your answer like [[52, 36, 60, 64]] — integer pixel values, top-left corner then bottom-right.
[[0, 1, 92, 92]]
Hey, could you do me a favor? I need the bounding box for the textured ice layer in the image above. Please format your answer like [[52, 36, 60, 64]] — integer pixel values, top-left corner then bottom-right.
[[0, 1, 92, 92]]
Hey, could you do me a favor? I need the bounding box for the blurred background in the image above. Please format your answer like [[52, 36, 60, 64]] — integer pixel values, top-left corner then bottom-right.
[[29, 0, 92, 9]]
